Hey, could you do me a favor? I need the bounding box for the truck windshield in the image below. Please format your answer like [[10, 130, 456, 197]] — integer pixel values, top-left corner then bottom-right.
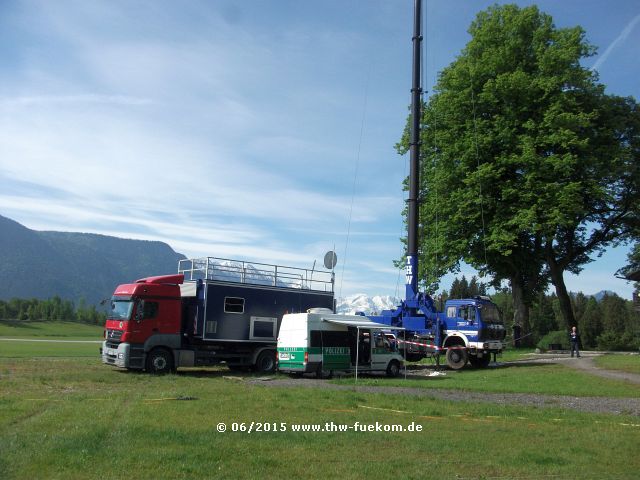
[[109, 298, 134, 320], [481, 304, 502, 324]]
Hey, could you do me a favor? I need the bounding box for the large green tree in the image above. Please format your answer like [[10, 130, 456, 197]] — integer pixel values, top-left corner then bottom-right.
[[398, 4, 640, 333], [617, 242, 640, 290]]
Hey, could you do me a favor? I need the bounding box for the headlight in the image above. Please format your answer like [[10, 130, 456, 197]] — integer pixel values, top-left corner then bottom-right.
[[118, 353, 124, 359]]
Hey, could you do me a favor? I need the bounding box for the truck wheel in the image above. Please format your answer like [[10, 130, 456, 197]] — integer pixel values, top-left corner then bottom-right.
[[315, 363, 333, 379], [445, 347, 468, 370], [386, 360, 401, 378], [254, 350, 276, 373], [146, 348, 174, 375], [469, 354, 491, 368]]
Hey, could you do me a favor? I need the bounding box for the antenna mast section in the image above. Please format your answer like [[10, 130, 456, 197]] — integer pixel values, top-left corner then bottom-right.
[[406, 0, 422, 303]]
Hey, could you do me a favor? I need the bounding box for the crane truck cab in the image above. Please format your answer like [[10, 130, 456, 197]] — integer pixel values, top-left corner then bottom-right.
[[441, 297, 506, 369]]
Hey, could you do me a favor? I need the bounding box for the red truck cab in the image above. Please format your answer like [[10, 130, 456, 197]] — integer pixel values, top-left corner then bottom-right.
[[102, 274, 184, 371]]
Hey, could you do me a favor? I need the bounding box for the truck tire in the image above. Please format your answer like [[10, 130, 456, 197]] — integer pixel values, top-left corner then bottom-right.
[[254, 350, 276, 373], [469, 354, 491, 368], [315, 363, 333, 379], [146, 348, 174, 375], [445, 347, 468, 370], [386, 360, 401, 378]]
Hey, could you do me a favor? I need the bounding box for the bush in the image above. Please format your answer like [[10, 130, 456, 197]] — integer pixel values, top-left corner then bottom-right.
[[536, 330, 569, 351], [597, 331, 639, 351]]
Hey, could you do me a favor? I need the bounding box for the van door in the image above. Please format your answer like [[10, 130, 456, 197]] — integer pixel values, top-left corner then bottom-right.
[[357, 330, 372, 366], [370, 331, 394, 370]]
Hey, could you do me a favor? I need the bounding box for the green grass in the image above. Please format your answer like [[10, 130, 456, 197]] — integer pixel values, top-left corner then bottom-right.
[[498, 347, 537, 361], [0, 340, 100, 358], [0, 321, 104, 340], [335, 361, 640, 398], [594, 354, 640, 375], [0, 322, 103, 358], [1, 357, 639, 480]]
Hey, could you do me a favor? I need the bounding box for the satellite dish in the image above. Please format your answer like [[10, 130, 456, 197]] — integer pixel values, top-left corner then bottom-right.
[[324, 251, 337, 270]]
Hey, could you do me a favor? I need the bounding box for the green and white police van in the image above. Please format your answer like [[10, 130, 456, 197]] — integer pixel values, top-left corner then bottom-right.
[[277, 308, 404, 378]]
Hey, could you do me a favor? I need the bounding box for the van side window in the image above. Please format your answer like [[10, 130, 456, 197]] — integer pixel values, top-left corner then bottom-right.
[[309, 330, 349, 348], [224, 297, 244, 314], [310, 330, 322, 348]]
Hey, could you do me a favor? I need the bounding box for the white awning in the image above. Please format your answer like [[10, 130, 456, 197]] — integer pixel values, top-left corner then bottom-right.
[[322, 316, 404, 330]]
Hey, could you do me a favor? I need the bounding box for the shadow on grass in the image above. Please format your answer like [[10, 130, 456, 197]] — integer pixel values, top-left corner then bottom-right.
[[120, 360, 558, 381], [175, 368, 258, 379], [0, 320, 39, 330], [403, 360, 558, 374], [497, 361, 561, 368]]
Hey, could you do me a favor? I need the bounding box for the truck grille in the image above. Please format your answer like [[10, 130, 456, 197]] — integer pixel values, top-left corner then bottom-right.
[[106, 329, 123, 343], [480, 324, 506, 341]]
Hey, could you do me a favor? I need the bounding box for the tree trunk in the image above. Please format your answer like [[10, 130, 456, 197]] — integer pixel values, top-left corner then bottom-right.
[[510, 275, 532, 347], [546, 248, 576, 330]]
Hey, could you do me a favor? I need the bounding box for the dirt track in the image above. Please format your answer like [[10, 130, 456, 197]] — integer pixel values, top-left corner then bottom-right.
[[517, 352, 640, 385]]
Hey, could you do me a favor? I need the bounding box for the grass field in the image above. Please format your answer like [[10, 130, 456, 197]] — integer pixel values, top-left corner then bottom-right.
[[594, 354, 640, 375], [0, 321, 102, 358], [336, 362, 640, 398], [0, 321, 103, 340], [1, 336, 640, 479], [0, 340, 100, 358]]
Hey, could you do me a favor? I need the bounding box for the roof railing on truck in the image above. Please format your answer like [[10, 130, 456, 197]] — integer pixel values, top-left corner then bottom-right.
[[178, 256, 335, 293]]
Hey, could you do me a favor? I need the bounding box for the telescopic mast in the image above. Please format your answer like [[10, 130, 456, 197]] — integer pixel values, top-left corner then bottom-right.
[[405, 0, 422, 303]]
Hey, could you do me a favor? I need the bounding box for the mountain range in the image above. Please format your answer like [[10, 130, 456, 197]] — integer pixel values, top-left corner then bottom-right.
[[0, 214, 622, 309], [0, 214, 185, 305], [335, 293, 400, 315]]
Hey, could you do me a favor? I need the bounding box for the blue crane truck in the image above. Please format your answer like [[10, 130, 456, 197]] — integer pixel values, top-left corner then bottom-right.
[[369, 287, 505, 370]]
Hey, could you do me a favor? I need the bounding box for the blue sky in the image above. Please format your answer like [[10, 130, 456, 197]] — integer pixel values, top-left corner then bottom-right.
[[0, 0, 638, 300]]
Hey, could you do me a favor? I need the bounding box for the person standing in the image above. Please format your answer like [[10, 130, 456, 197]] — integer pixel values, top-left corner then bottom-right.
[[569, 326, 581, 358]]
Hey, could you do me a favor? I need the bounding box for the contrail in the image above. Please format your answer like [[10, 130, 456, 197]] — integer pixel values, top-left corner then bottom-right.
[[591, 13, 640, 72]]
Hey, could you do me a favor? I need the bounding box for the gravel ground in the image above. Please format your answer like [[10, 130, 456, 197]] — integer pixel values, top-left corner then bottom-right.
[[249, 354, 640, 416]]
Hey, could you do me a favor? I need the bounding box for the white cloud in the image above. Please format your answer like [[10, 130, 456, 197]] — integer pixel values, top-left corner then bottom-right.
[[1, 0, 637, 301]]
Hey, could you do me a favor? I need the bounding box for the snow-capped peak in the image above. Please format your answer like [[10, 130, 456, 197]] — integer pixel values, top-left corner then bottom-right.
[[335, 293, 400, 315]]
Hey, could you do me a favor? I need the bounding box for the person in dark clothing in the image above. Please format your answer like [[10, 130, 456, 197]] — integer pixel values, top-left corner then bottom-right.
[[569, 326, 581, 358]]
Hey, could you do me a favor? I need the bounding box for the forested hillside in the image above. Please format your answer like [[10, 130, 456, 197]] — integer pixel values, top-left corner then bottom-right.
[[0, 214, 185, 306]]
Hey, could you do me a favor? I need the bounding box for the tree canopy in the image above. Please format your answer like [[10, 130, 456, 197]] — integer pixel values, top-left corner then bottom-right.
[[397, 4, 640, 334]]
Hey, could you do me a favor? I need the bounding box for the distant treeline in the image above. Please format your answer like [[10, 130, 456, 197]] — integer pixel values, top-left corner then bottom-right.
[[439, 275, 640, 351], [0, 297, 106, 325]]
